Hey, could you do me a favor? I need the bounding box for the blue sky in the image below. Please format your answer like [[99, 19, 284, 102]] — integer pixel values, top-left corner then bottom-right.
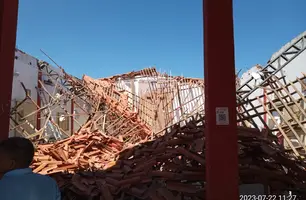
[[17, 0, 306, 78]]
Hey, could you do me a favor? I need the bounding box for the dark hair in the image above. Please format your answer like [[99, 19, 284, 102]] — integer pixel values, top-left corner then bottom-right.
[[0, 137, 34, 168]]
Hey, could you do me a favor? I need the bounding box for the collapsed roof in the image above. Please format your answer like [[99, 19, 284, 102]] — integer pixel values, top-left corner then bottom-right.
[[8, 31, 306, 199]]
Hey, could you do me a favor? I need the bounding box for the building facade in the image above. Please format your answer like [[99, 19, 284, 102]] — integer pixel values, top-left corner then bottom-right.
[[239, 31, 306, 149], [10, 49, 89, 139]]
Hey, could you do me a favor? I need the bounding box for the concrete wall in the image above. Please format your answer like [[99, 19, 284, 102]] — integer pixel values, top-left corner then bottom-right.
[[10, 50, 39, 137], [172, 84, 204, 125], [239, 66, 267, 130], [239, 31, 306, 139], [10, 49, 89, 139], [281, 50, 306, 81], [269, 31, 306, 98], [115, 76, 204, 129]]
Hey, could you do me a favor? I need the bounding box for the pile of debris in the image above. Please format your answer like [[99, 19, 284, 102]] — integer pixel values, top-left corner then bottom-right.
[[32, 117, 306, 199], [31, 112, 149, 175], [21, 63, 306, 199], [10, 41, 306, 199], [32, 130, 124, 175]]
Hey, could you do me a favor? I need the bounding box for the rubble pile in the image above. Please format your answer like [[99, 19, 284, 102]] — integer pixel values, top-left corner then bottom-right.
[[66, 73, 153, 143], [31, 111, 151, 174], [12, 61, 306, 198], [32, 118, 306, 199], [32, 129, 124, 175]]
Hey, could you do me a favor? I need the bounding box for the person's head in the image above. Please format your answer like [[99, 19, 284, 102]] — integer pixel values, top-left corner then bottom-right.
[[0, 137, 34, 173]]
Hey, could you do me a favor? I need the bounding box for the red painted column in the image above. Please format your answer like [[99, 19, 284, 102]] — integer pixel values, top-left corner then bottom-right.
[[0, 0, 19, 141], [204, 0, 239, 199]]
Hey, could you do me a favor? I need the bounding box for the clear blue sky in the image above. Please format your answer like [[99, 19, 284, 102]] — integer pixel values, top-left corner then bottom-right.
[[17, 0, 306, 78]]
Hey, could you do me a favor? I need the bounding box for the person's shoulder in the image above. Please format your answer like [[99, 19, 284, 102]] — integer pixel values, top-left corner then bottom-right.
[[30, 173, 56, 181], [30, 173, 57, 185]]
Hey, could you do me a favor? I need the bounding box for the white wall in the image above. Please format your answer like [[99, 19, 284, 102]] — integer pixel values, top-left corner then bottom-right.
[[10, 50, 39, 137], [114, 76, 205, 127], [239, 31, 306, 133], [10, 49, 89, 139], [239, 66, 266, 130], [172, 84, 204, 125], [12, 50, 38, 102], [39, 64, 90, 139], [269, 31, 306, 85]]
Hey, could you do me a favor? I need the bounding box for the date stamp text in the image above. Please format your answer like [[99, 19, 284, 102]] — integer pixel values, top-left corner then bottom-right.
[[240, 195, 297, 200]]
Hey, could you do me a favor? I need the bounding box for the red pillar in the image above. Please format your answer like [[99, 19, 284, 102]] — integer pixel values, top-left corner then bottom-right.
[[0, 0, 19, 141], [204, 0, 239, 199]]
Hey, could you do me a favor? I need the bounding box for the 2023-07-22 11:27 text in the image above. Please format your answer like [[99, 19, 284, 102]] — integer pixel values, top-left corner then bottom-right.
[[240, 195, 297, 200]]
